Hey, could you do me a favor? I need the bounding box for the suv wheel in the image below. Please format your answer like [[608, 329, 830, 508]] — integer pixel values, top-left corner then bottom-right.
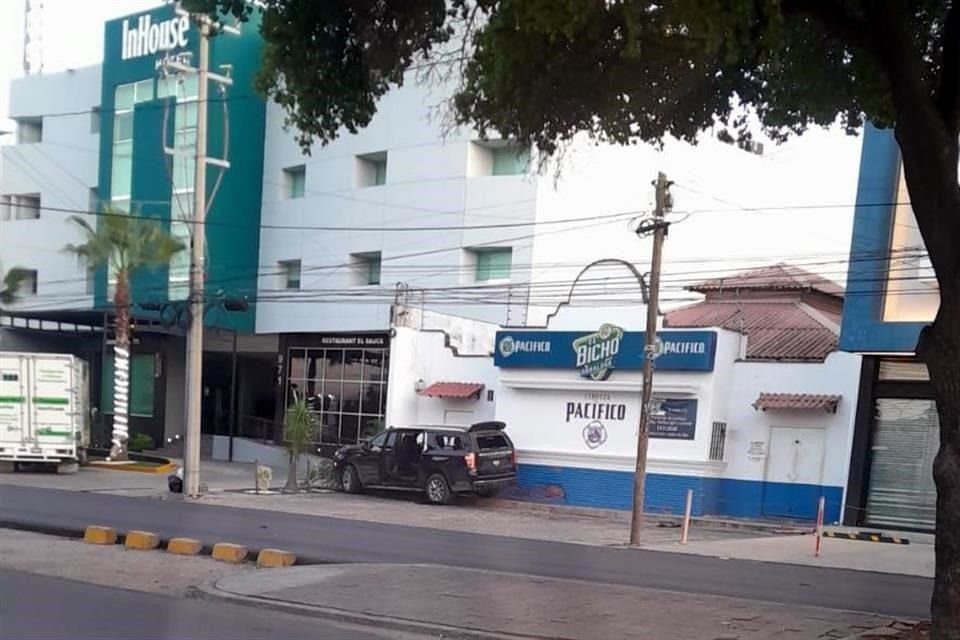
[[340, 464, 362, 494], [475, 486, 499, 498], [425, 473, 452, 505]]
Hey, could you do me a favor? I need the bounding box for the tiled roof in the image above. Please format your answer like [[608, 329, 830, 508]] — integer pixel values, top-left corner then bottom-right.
[[665, 301, 839, 361], [419, 382, 485, 399], [688, 263, 845, 297], [752, 393, 841, 413]]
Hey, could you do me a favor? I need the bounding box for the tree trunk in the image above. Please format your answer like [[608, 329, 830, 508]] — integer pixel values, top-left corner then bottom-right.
[[110, 273, 131, 462], [284, 450, 299, 493], [918, 298, 960, 640]]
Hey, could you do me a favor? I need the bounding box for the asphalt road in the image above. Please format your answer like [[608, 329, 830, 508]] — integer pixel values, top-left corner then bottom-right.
[[0, 484, 932, 619], [0, 568, 417, 640]]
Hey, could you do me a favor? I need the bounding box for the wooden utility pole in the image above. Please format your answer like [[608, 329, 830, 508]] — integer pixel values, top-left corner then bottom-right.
[[629, 171, 671, 545]]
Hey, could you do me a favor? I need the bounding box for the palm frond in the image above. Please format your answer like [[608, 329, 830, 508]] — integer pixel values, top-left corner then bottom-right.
[[0, 267, 30, 306]]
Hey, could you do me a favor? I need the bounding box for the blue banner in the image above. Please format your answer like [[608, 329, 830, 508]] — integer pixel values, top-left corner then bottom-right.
[[494, 327, 716, 374]]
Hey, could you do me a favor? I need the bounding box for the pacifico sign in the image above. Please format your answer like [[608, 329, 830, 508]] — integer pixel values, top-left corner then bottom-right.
[[121, 15, 190, 61]]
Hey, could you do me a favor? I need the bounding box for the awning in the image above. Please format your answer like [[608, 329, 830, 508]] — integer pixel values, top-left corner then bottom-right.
[[752, 393, 841, 413], [419, 382, 485, 399]]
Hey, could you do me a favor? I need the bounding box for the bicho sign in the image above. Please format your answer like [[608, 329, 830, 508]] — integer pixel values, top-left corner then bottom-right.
[[572, 323, 623, 380], [121, 15, 190, 61], [494, 329, 717, 373]]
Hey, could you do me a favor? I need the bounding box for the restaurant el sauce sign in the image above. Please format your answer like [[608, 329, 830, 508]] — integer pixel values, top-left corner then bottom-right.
[[495, 327, 716, 376]]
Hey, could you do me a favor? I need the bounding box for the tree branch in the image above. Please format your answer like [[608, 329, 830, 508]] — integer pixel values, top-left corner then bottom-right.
[[938, 1, 960, 135]]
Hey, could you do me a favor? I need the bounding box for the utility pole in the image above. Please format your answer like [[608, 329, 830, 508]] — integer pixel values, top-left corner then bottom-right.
[[629, 171, 672, 545], [182, 19, 210, 498], [171, 8, 238, 498]]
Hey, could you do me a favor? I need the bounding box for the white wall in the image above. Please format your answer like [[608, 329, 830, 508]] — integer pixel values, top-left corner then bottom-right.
[[385, 326, 498, 428], [1, 66, 102, 311], [256, 76, 538, 335], [722, 351, 862, 490]]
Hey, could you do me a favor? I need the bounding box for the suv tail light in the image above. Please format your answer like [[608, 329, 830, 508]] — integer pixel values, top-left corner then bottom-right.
[[464, 452, 477, 474]]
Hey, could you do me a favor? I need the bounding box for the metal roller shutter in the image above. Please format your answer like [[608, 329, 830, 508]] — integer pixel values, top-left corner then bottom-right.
[[865, 398, 939, 530]]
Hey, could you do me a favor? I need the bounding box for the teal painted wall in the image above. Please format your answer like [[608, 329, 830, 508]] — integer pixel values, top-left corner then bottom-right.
[[96, 5, 265, 332]]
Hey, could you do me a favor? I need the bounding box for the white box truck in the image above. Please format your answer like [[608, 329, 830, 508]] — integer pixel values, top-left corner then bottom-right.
[[0, 352, 90, 473]]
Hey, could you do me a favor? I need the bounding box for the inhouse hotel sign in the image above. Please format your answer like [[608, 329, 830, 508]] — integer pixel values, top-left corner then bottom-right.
[[495, 328, 716, 374]]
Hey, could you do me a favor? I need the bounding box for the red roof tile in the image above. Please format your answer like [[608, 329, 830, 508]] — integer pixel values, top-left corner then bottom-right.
[[689, 263, 845, 297], [419, 382, 485, 399], [752, 393, 841, 412], [665, 301, 839, 361]]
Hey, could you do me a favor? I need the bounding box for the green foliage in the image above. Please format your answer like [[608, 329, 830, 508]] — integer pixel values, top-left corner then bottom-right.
[[63, 210, 186, 280], [179, 1, 953, 156], [0, 268, 31, 307], [128, 432, 155, 453], [283, 398, 316, 458]]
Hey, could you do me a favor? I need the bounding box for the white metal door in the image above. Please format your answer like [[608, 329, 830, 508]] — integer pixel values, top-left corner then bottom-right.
[[762, 427, 826, 518], [30, 355, 76, 450]]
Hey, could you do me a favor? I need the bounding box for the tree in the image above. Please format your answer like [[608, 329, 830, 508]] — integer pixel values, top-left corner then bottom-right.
[[0, 268, 30, 307], [185, 1, 958, 635], [64, 211, 185, 461], [282, 396, 316, 493]]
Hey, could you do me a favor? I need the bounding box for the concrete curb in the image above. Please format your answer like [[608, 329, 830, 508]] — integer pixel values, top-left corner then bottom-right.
[[485, 499, 814, 534], [88, 461, 177, 474], [1, 519, 296, 568], [194, 581, 563, 640]]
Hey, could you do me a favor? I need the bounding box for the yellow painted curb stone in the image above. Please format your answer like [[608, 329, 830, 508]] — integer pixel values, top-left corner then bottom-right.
[[124, 530, 160, 550], [257, 548, 296, 568], [83, 525, 117, 545], [212, 542, 248, 564], [166, 538, 203, 556]]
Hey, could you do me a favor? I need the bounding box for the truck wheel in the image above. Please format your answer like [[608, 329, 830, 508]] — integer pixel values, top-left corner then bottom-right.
[[425, 473, 452, 505], [56, 461, 79, 475], [340, 465, 363, 494]]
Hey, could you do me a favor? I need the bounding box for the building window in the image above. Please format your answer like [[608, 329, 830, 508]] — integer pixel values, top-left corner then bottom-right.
[[350, 252, 382, 286], [492, 146, 530, 176], [283, 165, 306, 199], [1, 194, 41, 220], [90, 107, 101, 134], [14, 118, 42, 143], [468, 140, 529, 176], [280, 260, 302, 290], [286, 346, 388, 446], [474, 248, 512, 282], [356, 151, 387, 187], [19, 269, 38, 295]]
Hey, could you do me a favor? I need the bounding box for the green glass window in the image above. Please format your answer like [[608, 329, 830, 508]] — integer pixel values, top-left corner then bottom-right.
[[101, 353, 155, 417], [284, 166, 305, 198], [367, 254, 381, 285], [373, 160, 387, 186], [115, 84, 135, 110], [110, 140, 133, 198], [475, 248, 512, 282], [492, 146, 529, 176]]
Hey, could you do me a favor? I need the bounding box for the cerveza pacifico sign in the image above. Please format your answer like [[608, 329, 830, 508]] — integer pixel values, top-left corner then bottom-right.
[[495, 328, 717, 374]]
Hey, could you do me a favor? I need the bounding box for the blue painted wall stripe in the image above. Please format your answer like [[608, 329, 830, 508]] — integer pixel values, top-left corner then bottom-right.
[[514, 464, 843, 523]]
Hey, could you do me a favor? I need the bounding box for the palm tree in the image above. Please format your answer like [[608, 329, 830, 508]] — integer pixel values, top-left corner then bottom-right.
[[64, 211, 185, 460], [283, 396, 316, 493], [0, 268, 30, 306]]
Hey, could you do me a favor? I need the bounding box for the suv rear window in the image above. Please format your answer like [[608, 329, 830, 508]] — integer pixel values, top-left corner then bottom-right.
[[475, 433, 510, 450]]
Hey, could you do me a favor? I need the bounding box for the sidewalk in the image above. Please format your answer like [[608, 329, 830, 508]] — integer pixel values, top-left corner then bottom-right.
[[645, 533, 935, 578], [208, 564, 898, 640]]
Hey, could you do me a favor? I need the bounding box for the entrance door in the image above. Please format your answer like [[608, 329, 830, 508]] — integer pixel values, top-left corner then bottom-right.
[[865, 398, 938, 530], [762, 427, 826, 519]]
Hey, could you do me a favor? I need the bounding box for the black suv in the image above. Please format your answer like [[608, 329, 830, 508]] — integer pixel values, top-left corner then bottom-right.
[[333, 421, 517, 504]]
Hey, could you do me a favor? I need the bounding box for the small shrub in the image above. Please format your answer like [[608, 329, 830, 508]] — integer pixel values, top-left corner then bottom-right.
[[128, 433, 155, 453]]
